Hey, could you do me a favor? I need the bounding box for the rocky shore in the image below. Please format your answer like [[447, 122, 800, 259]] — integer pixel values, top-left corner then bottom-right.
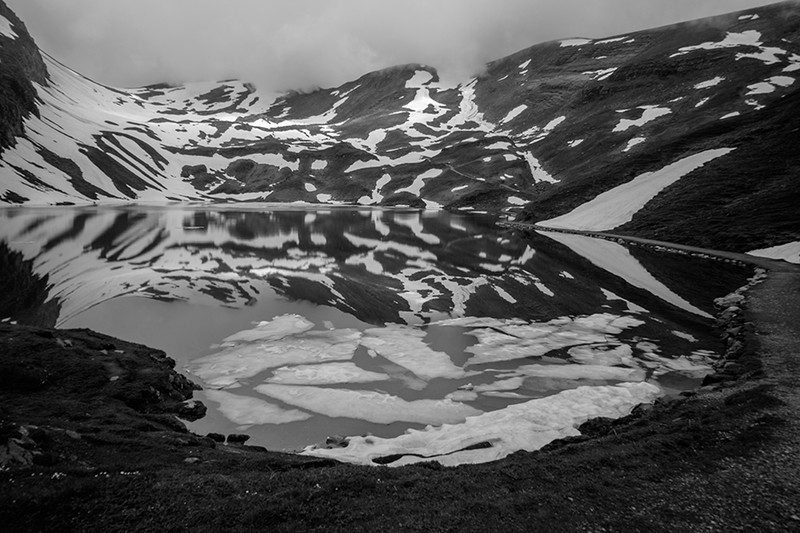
[[2, 238, 799, 531]]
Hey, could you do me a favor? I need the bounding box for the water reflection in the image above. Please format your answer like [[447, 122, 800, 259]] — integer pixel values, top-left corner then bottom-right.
[[0, 205, 750, 462]]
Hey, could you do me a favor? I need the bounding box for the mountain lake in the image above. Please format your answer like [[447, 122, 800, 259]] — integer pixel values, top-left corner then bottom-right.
[[0, 205, 751, 465]]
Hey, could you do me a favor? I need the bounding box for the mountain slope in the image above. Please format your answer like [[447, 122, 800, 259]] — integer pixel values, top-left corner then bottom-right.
[[0, 1, 798, 253]]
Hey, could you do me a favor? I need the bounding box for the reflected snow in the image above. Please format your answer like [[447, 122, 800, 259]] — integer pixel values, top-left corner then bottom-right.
[[0, 205, 749, 463]]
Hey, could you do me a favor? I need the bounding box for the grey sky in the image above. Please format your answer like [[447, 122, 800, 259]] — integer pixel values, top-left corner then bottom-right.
[[7, 0, 781, 91]]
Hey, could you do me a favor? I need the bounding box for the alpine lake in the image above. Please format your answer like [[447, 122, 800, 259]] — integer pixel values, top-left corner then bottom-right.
[[0, 205, 750, 465]]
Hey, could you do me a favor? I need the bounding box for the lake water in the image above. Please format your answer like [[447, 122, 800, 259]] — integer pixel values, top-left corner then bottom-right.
[[0, 205, 749, 465]]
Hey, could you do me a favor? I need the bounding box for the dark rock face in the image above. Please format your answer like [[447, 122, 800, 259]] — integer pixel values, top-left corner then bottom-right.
[[0, 0, 48, 153]]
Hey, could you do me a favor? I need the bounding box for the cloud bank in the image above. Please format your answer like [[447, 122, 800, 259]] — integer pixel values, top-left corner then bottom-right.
[[8, 0, 779, 91]]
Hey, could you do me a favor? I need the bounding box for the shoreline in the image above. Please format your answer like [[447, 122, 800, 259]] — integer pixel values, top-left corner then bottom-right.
[[2, 232, 800, 531]]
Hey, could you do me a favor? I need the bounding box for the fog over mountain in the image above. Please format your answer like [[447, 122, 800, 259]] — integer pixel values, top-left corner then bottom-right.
[[6, 0, 783, 91]]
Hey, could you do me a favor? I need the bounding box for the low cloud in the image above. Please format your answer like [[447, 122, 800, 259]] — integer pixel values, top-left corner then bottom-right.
[[7, 0, 780, 91]]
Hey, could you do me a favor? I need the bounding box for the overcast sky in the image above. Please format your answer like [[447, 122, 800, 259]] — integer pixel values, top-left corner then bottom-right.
[[7, 0, 780, 91]]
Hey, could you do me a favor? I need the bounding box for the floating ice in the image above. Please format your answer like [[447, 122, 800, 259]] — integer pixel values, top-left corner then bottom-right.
[[204, 389, 312, 425], [302, 382, 661, 466], [568, 343, 636, 366], [190, 316, 361, 387], [463, 313, 644, 366], [220, 314, 314, 344], [266, 362, 389, 385], [256, 384, 481, 425], [362, 325, 467, 381], [515, 363, 646, 382]]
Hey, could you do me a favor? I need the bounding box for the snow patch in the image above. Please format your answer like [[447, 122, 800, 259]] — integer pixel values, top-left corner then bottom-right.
[[501, 105, 527, 123], [695, 77, 725, 89], [748, 241, 800, 264], [540, 148, 734, 232], [561, 38, 592, 47], [0, 15, 17, 39], [622, 137, 646, 152], [524, 154, 559, 184], [613, 106, 671, 132]]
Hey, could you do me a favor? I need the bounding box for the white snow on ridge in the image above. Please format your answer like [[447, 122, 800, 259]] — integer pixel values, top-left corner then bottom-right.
[[671, 30, 762, 56], [302, 382, 660, 466], [561, 38, 592, 47], [748, 241, 800, 264], [0, 15, 18, 38], [540, 148, 734, 232]]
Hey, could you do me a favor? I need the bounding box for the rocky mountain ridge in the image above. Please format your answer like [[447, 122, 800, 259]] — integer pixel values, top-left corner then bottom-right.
[[0, 1, 798, 253]]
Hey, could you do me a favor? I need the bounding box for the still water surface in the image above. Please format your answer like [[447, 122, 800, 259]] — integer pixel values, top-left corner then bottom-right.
[[0, 205, 748, 460]]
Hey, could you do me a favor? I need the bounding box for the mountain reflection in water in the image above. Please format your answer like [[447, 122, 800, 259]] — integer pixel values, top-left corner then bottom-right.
[[0, 206, 749, 462]]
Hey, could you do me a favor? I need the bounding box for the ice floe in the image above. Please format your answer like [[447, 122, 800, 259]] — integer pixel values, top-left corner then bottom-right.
[[265, 362, 389, 385], [302, 382, 661, 466], [568, 343, 636, 366], [513, 363, 646, 382], [362, 325, 468, 381], [204, 389, 312, 425], [190, 315, 361, 387], [462, 313, 644, 366], [256, 384, 481, 425]]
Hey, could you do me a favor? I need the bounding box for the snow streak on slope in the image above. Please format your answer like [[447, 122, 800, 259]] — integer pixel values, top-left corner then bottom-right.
[[539, 149, 734, 231]]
